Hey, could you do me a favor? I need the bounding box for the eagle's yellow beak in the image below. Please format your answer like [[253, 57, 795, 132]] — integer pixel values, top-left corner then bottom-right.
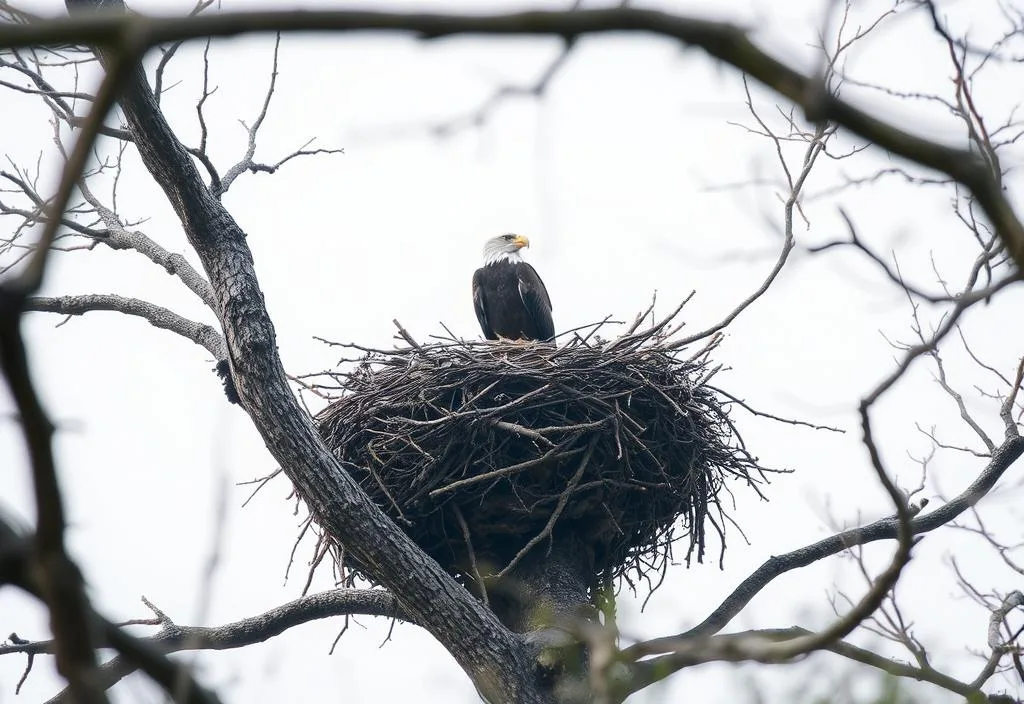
[[512, 235, 530, 249]]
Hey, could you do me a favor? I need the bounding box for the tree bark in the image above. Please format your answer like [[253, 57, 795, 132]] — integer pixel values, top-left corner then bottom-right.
[[492, 542, 598, 703], [492, 543, 595, 634], [63, 2, 550, 701]]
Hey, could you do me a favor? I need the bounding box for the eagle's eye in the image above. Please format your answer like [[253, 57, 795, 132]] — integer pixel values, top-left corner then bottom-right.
[[503, 234, 515, 241]]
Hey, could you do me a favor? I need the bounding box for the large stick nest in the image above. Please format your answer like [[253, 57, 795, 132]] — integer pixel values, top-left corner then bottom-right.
[[312, 307, 772, 594]]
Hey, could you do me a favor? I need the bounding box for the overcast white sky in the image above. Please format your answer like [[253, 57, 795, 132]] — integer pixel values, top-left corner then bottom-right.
[[2, 0, 1023, 702]]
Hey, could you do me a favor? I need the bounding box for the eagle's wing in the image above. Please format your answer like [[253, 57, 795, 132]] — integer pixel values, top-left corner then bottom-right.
[[472, 268, 496, 339], [517, 263, 555, 341]]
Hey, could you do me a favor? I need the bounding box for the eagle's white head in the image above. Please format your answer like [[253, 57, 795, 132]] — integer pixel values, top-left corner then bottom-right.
[[482, 233, 530, 265]]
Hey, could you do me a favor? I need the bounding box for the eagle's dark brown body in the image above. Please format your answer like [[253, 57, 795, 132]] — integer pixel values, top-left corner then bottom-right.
[[472, 258, 554, 342]]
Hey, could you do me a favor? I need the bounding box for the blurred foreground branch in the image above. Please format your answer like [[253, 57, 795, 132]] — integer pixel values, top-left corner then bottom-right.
[[0, 6, 1020, 271]]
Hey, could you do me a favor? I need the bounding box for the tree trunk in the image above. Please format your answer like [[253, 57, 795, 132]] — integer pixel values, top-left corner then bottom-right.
[[492, 541, 599, 703]]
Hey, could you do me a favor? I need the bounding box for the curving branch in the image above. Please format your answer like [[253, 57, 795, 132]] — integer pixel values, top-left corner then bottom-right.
[[76, 178, 218, 311], [2, 588, 407, 701], [987, 591, 1024, 652], [625, 432, 1024, 660], [0, 8, 1020, 271], [93, 228, 218, 311], [621, 627, 991, 703], [26, 294, 227, 362]]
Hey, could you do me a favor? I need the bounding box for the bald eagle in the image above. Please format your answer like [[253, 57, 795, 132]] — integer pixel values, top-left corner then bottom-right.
[[472, 234, 555, 342]]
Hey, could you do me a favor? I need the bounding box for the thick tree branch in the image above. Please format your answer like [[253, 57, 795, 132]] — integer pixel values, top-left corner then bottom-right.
[[987, 590, 1024, 651], [2, 588, 406, 699], [54, 176, 220, 311], [1, 588, 407, 658], [26, 294, 227, 361], [0, 8, 1020, 270], [75, 178, 218, 311], [95, 228, 218, 311]]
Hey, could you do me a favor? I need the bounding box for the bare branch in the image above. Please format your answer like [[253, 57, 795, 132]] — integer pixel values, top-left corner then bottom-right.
[[620, 626, 990, 703], [3, 588, 405, 699], [243, 142, 344, 177], [626, 434, 1024, 652], [988, 591, 1024, 651], [808, 209, 967, 304], [215, 32, 279, 197], [5, 28, 136, 295], [669, 93, 831, 349], [95, 227, 217, 311], [26, 294, 227, 362], [931, 347, 996, 454], [1001, 357, 1024, 435]]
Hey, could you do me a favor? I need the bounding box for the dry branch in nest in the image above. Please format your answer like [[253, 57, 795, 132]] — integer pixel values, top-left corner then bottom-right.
[[311, 307, 774, 598]]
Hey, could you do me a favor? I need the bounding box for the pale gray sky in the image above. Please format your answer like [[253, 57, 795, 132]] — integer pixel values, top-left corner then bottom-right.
[[2, 0, 1023, 702]]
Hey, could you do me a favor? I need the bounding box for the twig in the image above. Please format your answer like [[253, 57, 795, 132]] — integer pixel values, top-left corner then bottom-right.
[[711, 386, 845, 433], [668, 109, 831, 349], [452, 506, 488, 606], [429, 440, 585, 496], [392, 318, 423, 352], [493, 420, 557, 447], [494, 436, 599, 579]]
